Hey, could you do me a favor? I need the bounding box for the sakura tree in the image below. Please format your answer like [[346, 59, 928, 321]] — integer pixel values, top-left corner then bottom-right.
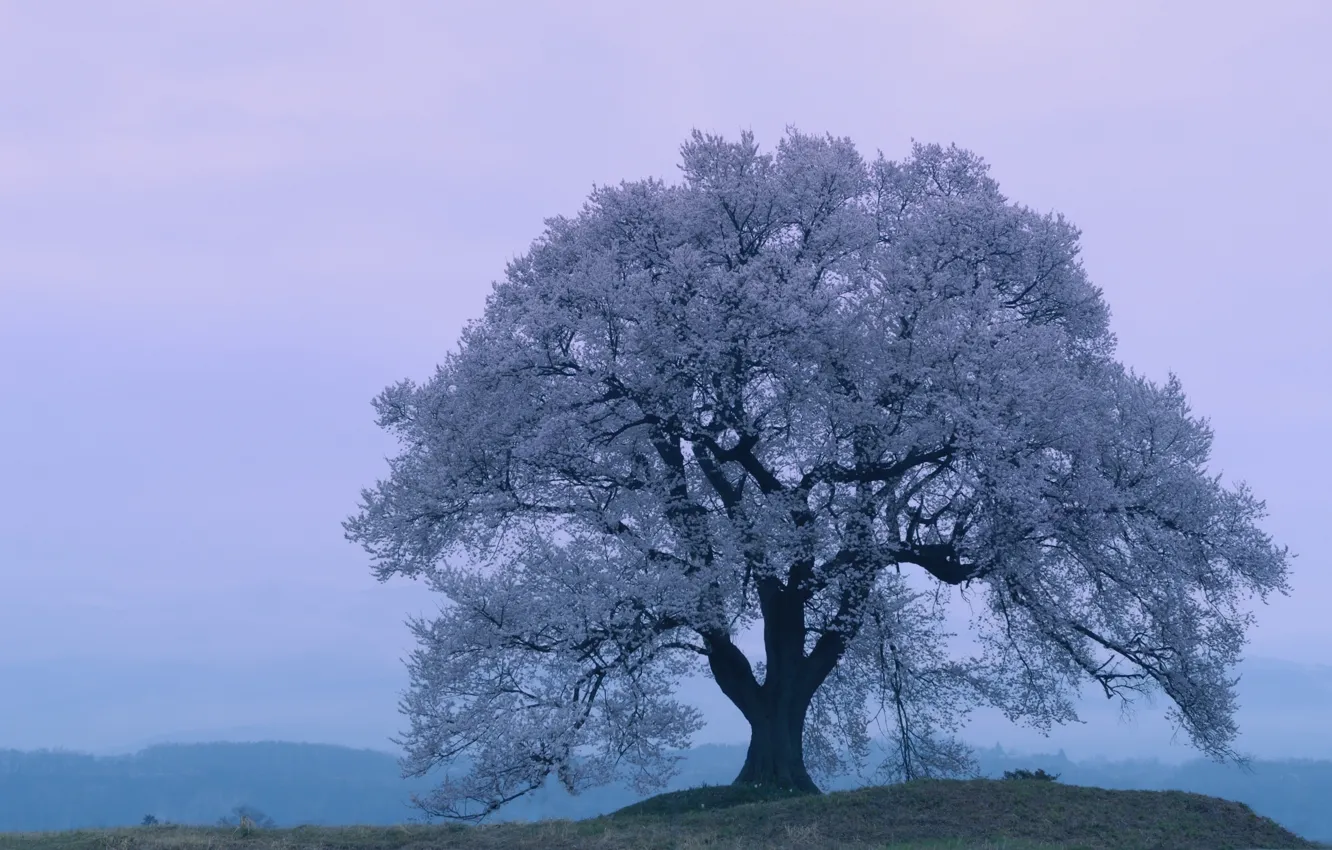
[[344, 128, 1292, 821]]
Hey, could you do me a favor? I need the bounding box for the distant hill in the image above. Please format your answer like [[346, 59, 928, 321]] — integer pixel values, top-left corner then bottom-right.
[[4, 655, 1331, 763], [1, 739, 1330, 844]]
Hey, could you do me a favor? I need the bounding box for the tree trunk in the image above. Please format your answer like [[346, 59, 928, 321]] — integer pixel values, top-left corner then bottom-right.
[[733, 693, 819, 793], [704, 575, 849, 796]]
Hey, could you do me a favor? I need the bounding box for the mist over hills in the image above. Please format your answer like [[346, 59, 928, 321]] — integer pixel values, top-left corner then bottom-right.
[[4, 655, 1329, 762], [3, 739, 1331, 845], [3, 654, 1328, 842]]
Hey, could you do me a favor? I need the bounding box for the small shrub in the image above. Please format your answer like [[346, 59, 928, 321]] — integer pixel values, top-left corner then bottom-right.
[[1002, 767, 1061, 782], [216, 804, 276, 835], [140, 814, 158, 826]]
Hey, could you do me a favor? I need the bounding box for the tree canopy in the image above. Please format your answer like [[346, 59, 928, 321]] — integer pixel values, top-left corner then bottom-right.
[[345, 127, 1292, 822]]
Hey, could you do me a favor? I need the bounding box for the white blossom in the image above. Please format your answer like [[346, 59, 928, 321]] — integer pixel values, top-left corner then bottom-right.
[[346, 127, 1292, 821]]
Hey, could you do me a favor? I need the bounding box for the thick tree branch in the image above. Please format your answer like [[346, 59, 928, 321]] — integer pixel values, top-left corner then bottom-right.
[[702, 629, 763, 721], [892, 542, 980, 585]]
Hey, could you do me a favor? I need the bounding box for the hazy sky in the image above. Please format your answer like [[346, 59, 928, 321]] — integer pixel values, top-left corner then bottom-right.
[[1, 1, 1328, 761]]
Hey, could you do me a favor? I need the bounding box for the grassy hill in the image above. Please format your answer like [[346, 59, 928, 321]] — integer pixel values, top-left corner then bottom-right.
[[2, 776, 1326, 850]]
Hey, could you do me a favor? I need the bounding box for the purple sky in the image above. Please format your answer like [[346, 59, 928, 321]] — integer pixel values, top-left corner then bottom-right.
[[1, 1, 1329, 760]]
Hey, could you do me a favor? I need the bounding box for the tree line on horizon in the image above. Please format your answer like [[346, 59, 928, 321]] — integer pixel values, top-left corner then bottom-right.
[[2, 739, 1329, 841]]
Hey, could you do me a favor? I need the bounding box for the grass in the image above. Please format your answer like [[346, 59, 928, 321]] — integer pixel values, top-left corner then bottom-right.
[[2, 777, 1328, 850]]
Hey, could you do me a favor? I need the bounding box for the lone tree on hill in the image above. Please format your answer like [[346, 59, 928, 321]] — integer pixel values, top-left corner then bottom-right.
[[345, 127, 1292, 822]]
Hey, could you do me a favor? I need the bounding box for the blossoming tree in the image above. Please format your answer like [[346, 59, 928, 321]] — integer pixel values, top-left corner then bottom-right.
[[344, 128, 1292, 821]]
